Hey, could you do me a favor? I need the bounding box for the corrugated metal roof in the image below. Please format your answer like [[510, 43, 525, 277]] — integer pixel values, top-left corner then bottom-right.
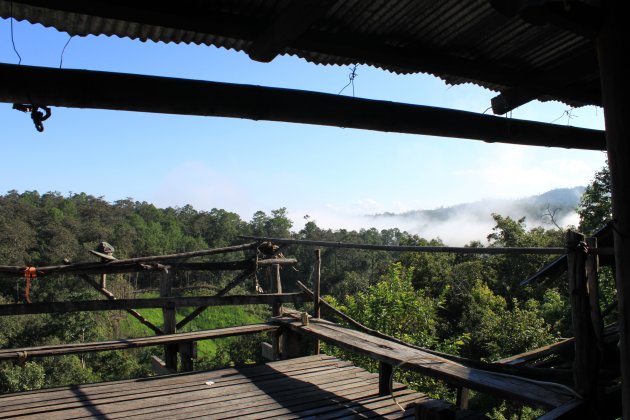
[[0, 0, 601, 110]]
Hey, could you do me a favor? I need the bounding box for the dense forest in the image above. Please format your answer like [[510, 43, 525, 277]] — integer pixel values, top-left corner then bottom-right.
[[0, 165, 613, 418]]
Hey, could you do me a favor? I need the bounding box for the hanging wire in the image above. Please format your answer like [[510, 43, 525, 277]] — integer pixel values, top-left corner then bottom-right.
[[482, 106, 492, 114], [59, 35, 73, 68], [338, 65, 358, 96], [10, 0, 22, 64], [550, 108, 576, 125]]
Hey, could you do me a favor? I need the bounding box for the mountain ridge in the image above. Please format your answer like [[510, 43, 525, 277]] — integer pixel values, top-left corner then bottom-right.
[[372, 186, 585, 224]]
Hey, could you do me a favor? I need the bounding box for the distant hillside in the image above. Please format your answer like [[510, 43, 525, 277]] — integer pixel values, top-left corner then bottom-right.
[[369, 187, 585, 244]]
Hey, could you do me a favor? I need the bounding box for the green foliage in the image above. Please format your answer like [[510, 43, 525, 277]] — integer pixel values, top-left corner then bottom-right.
[[0, 178, 603, 419], [0, 362, 45, 393], [486, 214, 563, 299], [344, 263, 437, 347], [578, 164, 611, 235], [458, 281, 553, 361]]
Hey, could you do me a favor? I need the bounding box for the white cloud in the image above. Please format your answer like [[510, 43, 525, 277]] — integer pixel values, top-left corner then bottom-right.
[[454, 145, 605, 199]]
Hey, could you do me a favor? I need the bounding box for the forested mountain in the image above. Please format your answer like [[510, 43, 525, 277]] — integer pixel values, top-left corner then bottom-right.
[[359, 187, 586, 247], [375, 187, 584, 222], [0, 169, 614, 418]]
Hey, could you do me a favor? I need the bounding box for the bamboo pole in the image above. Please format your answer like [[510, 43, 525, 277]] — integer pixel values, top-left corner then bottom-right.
[[0, 257, 296, 278], [240, 236, 569, 255]]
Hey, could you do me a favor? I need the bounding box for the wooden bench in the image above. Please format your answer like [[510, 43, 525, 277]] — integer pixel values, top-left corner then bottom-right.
[[273, 316, 578, 409]]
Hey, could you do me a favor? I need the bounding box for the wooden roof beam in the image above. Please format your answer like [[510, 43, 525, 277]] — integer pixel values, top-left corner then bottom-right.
[[1, 0, 597, 106], [246, 0, 335, 63], [0, 63, 605, 150]]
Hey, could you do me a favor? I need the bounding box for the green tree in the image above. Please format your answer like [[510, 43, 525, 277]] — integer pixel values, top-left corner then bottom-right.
[[0, 362, 45, 393], [578, 164, 611, 234]]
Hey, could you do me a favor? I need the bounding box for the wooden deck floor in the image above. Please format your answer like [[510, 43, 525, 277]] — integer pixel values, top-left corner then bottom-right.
[[0, 355, 448, 419]]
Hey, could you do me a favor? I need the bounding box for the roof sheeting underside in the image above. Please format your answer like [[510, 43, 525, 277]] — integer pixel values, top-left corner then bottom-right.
[[0, 0, 600, 107]]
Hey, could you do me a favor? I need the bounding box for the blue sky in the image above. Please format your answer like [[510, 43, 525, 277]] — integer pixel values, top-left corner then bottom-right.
[[0, 18, 606, 238]]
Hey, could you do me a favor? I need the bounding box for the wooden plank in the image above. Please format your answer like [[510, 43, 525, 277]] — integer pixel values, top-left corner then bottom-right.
[[0, 355, 430, 420], [150, 355, 175, 376], [0, 293, 306, 316], [23, 367, 370, 419], [190, 383, 408, 420], [120, 366, 371, 418], [329, 392, 422, 419], [0, 355, 340, 404], [496, 339, 573, 365], [0, 64, 606, 150], [0, 361, 359, 415], [116, 376, 379, 420], [274, 317, 577, 408], [149, 379, 391, 419], [0, 324, 279, 361], [285, 389, 418, 420], [4, 364, 369, 418], [0, 356, 347, 405]]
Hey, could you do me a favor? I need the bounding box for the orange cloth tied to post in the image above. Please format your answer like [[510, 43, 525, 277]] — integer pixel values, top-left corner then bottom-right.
[[24, 267, 37, 304]]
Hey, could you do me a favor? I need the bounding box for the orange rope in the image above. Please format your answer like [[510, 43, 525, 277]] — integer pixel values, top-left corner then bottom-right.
[[24, 267, 37, 304]]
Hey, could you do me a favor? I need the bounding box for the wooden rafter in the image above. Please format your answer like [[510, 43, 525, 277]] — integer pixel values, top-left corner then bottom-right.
[[0, 64, 605, 149]]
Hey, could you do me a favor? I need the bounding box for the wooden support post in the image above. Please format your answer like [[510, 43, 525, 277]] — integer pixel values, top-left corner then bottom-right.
[[566, 231, 597, 400], [271, 330, 281, 361], [414, 400, 456, 420], [314, 249, 321, 355], [178, 342, 195, 372], [314, 249, 321, 319], [456, 387, 470, 410], [586, 237, 604, 351], [378, 361, 393, 396], [272, 263, 282, 317], [278, 327, 302, 360], [597, 3, 630, 417], [160, 269, 177, 371]]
